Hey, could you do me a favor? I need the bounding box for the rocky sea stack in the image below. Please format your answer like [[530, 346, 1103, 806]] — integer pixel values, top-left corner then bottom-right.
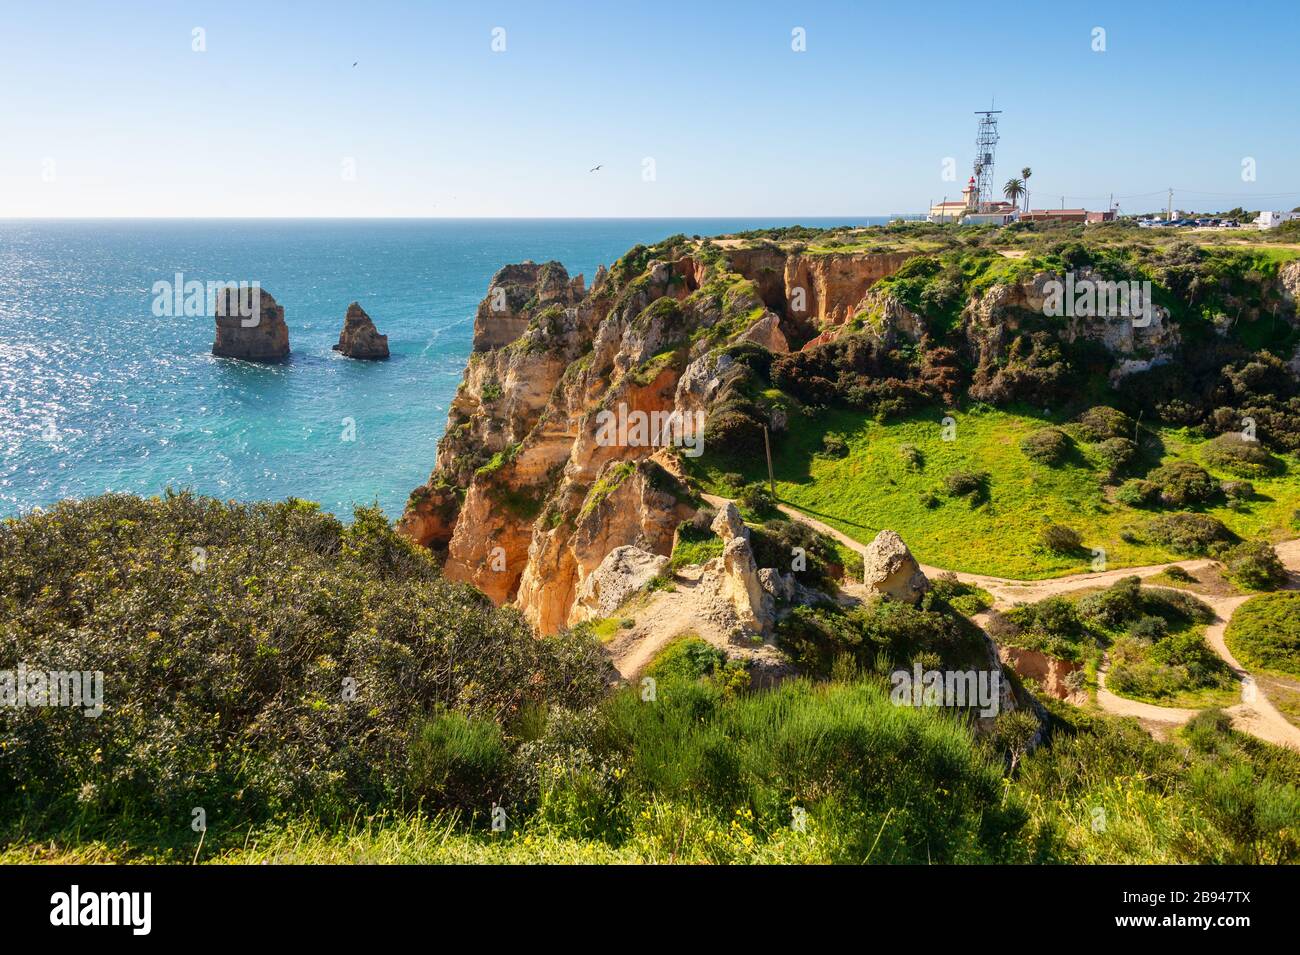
[[212, 286, 290, 362], [333, 302, 389, 360]]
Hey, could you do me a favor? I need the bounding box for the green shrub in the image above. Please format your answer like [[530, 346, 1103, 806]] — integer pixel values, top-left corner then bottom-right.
[[1219, 540, 1288, 591], [1221, 479, 1255, 502], [1128, 615, 1169, 642], [928, 572, 992, 616], [644, 636, 727, 682], [1095, 437, 1138, 478], [1146, 512, 1234, 555], [1200, 433, 1283, 478], [751, 519, 848, 589], [1116, 479, 1161, 508], [1076, 406, 1133, 442], [1148, 461, 1220, 508], [738, 483, 778, 518], [943, 469, 989, 500], [0, 493, 610, 832], [1079, 576, 1145, 627], [1040, 524, 1082, 553], [820, 432, 849, 458], [1020, 427, 1072, 466]]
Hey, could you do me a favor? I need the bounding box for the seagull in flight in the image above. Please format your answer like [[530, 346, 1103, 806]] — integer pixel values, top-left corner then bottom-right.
[[589, 163, 602, 173]]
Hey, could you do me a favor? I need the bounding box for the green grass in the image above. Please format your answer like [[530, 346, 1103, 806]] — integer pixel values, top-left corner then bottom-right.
[[1225, 593, 1300, 679], [668, 525, 723, 570], [589, 617, 633, 643], [692, 405, 1300, 580]]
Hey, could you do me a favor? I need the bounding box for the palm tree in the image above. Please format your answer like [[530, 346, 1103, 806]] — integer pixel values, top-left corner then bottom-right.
[[1020, 166, 1033, 212], [1003, 178, 1024, 210]]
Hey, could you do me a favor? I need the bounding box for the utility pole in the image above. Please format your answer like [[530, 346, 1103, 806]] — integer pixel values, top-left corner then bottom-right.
[[762, 425, 776, 498]]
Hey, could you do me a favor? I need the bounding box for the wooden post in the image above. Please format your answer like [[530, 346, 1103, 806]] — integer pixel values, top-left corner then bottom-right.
[[762, 424, 776, 498]]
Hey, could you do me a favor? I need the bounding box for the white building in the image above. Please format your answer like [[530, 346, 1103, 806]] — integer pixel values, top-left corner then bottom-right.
[[1257, 210, 1300, 230]]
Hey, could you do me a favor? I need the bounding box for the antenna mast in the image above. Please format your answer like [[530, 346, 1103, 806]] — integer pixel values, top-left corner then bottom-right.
[[972, 109, 1002, 212]]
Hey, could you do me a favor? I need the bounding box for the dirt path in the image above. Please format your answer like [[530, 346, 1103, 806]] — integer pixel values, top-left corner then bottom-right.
[[706, 494, 1300, 749]]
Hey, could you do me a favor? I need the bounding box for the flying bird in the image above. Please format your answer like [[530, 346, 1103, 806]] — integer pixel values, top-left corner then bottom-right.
[[352, 61, 358, 67], [589, 164, 602, 173]]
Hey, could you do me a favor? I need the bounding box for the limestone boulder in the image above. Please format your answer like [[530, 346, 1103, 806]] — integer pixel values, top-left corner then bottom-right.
[[574, 545, 668, 620], [863, 530, 928, 605]]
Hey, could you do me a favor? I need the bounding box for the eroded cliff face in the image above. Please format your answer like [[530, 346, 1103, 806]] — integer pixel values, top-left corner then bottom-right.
[[399, 240, 914, 633], [961, 269, 1182, 383]]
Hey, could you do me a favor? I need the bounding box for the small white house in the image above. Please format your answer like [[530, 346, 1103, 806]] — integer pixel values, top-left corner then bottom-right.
[[1257, 210, 1300, 230]]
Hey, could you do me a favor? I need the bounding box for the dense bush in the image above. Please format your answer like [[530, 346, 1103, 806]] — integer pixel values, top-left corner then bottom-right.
[[1040, 524, 1082, 553], [738, 482, 778, 518], [703, 398, 767, 458], [1076, 406, 1134, 442], [1219, 540, 1288, 591], [820, 432, 850, 458], [1020, 427, 1072, 466], [770, 334, 963, 417], [1148, 460, 1220, 508], [1095, 437, 1138, 478], [1221, 479, 1255, 502], [776, 598, 985, 677], [1116, 479, 1161, 508], [1200, 433, 1283, 477], [0, 493, 610, 831], [943, 469, 989, 500], [751, 518, 852, 590], [1145, 512, 1235, 555], [969, 331, 1076, 407]]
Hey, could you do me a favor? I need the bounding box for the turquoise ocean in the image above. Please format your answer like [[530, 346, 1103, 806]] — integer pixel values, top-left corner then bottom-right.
[[0, 218, 895, 518]]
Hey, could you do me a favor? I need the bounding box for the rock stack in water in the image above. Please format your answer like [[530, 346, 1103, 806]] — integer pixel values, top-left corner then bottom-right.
[[212, 286, 290, 361], [333, 302, 389, 359]]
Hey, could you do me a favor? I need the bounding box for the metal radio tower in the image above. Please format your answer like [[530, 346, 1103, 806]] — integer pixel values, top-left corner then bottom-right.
[[972, 109, 1001, 212]]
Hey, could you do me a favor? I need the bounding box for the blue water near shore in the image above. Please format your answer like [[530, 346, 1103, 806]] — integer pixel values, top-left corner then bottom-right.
[[0, 218, 895, 518]]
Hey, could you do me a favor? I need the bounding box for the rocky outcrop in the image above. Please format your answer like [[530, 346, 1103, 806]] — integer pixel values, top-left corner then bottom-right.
[[739, 312, 789, 352], [963, 269, 1180, 384], [710, 501, 748, 543], [758, 567, 795, 603], [998, 645, 1085, 703], [863, 530, 929, 605], [471, 261, 584, 353], [333, 302, 389, 359], [573, 545, 668, 620], [720, 537, 773, 632], [212, 286, 289, 362], [400, 241, 911, 634], [708, 502, 774, 632], [725, 248, 914, 346]]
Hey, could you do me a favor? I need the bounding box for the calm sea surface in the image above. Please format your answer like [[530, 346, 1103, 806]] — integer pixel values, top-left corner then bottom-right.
[[0, 218, 895, 518]]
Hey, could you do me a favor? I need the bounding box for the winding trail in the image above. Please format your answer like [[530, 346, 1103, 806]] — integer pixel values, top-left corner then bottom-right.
[[704, 494, 1300, 750]]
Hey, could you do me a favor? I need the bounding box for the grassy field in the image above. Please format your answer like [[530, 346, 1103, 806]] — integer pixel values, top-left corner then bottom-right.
[[694, 405, 1300, 579], [1226, 593, 1300, 679]]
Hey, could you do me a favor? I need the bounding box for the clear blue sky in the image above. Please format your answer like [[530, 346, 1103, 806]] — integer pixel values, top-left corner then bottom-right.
[[2, 0, 1296, 217]]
